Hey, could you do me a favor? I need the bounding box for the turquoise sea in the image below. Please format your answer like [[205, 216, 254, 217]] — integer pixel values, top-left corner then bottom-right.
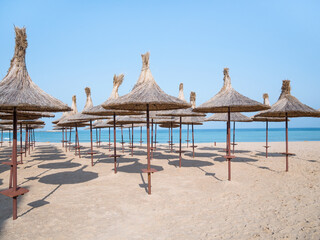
[[2, 128, 320, 144]]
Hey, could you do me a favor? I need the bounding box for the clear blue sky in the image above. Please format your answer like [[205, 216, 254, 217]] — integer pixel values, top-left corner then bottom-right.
[[0, 1, 319, 130]]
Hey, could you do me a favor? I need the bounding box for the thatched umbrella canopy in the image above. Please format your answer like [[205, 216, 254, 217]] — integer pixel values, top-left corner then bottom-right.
[[103, 52, 191, 194], [83, 74, 143, 173], [256, 80, 320, 171], [0, 111, 54, 120], [0, 27, 70, 220], [194, 68, 269, 181], [252, 93, 287, 158], [66, 87, 108, 166]]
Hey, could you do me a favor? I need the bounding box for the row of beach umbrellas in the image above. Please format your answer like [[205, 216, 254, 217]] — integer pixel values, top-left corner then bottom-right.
[[0, 27, 319, 221]]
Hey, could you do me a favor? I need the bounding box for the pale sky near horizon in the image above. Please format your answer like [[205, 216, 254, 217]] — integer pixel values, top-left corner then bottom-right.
[[0, 1, 319, 130]]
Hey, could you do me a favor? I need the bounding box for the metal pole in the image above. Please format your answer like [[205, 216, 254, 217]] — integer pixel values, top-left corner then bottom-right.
[[266, 121, 268, 158], [90, 120, 93, 166], [155, 123, 157, 150], [113, 113, 117, 174], [1, 128, 3, 147], [168, 127, 170, 149], [146, 104, 151, 194], [192, 123, 195, 158], [171, 123, 173, 152], [179, 116, 182, 168], [140, 126, 142, 147], [151, 119, 154, 159], [232, 121, 235, 154], [28, 128, 31, 155], [65, 127, 68, 152], [286, 113, 289, 172], [20, 123, 23, 164], [131, 123, 134, 157], [227, 108, 231, 181], [12, 108, 18, 220], [25, 126, 28, 157], [99, 128, 101, 147], [187, 124, 189, 148], [108, 127, 111, 152], [121, 125, 124, 153], [62, 128, 64, 148], [69, 127, 72, 151]]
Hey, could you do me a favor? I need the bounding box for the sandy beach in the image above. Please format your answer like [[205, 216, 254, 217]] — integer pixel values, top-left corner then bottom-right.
[[0, 141, 319, 239]]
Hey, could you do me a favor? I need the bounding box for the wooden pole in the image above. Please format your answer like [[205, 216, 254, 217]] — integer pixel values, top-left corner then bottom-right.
[[285, 113, 289, 172], [113, 114, 117, 174], [146, 104, 151, 194]]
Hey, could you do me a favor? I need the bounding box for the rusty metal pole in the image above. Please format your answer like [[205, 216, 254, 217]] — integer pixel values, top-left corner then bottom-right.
[[146, 104, 151, 194], [19, 123, 23, 164], [285, 113, 289, 172], [140, 126, 142, 147], [99, 128, 101, 147], [90, 120, 93, 166], [171, 123, 173, 152], [69, 127, 72, 151], [62, 128, 64, 148], [266, 121, 269, 158], [179, 116, 182, 168], [113, 113, 117, 174], [9, 130, 11, 147], [151, 119, 154, 159], [77, 125, 81, 158], [155, 123, 157, 150], [1, 128, 3, 147], [65, 127, 68, 152], [121, 125, 124, 153], [227, 107, 231, 181], [232, 121, 235, 154], [12, 108, 18, 220], [24, 126, 28, 157], [28, 128, 31, 155], [186, 124, 189, 148], [108, 127, 111, 152], [131, 123, 134, 157], [192, 123, 195, 158], [168, 127, 170, 150]]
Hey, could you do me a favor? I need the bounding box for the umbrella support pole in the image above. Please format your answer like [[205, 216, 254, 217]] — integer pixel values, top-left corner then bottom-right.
[[232, 122, 236, 154], [171, 123, 173, 152], [192, 123, 195, 158], [99, 128, 101, 147], [69, 127, 72, 152], [109, 114, 120, 174], [62, 128, 64, 148], [89, 120, 94, 166], [19, 123, 23, 164], [285, 115, 288, 172], [0, 107, 29, 220], [131, 123, 134, 157], [141, 104, 157, 195], [179, 117, 182, 167], [0, 129, 3, 147], [265, 121, 269, 158], [151, 119, 154, 159], [154, 123, 157, 150], [65, 128, 68, 152], [168, 127, 170, 150], [121, 126, 124, 153], [224, 108, 235, 181], [186, 124, 190, 148], [139, 126, 143, 147], [24, 127, 28, 157], [108, 127, 111, 151]]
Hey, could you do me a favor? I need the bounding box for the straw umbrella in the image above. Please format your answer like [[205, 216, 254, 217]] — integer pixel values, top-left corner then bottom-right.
[[57, 95, 86, 155], [65, 87, 106, 166], [205, 112, 252, 154], [252, 93, 287, 158], [94, 120, 113, 151], [256, 80, 320, 171], [0, 27, 70, 220], [181, 116, 204, 158], [83, 74, 142, 173], [194, 68, 269, 181], [158, 87, 205, 167], [102, 52, 190, 194]]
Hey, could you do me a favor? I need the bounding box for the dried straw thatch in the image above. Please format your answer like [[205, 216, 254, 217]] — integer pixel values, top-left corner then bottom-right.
[[256, 80, 320, 118], [83, 74, 142, 116], [252, 93, 287, 122], [0, 27, 70, 112], [157, 85, 205, 117], [205, 112, 252, 122], [57, 96, 87, 127], [66, 87, 106, 123], [0, 111, 54, 120], [194, 68, 270, 113], [102, 52, 191, 111], [0, 119, 45, 126]]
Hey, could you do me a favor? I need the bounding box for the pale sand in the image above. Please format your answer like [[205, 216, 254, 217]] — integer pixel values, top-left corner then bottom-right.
[[0, 141, 319, 239]]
